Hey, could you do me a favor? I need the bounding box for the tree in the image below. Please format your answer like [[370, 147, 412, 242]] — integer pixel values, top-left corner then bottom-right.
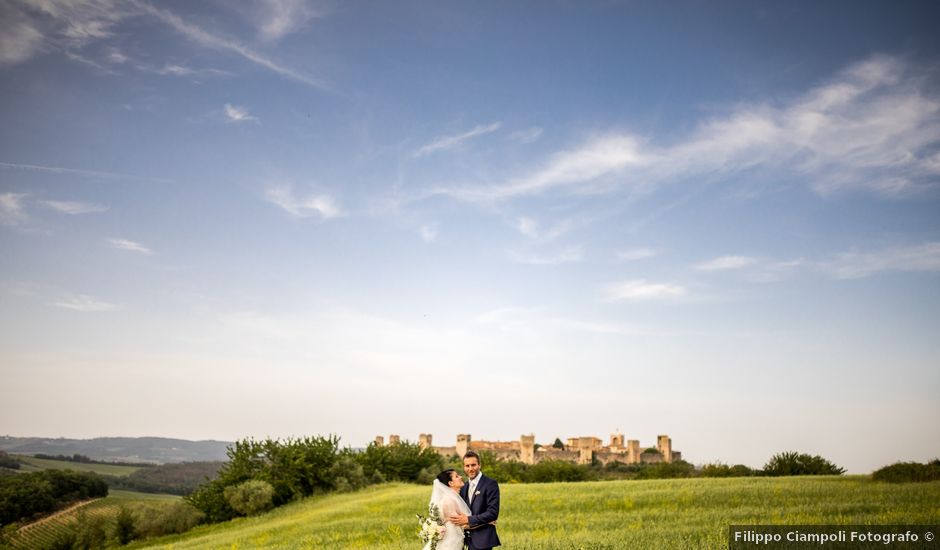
[[762, 452, 845, 476], [552, 438, 565, 450], [224, 480, 275, 516]]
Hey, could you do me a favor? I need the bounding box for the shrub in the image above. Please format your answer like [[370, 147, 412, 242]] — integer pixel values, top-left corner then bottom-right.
[[113, 506, 137, 545], [526, 460, 593, 483], [762, 452, 845, 476], [872, 460, 940, 483], [700, 462, 754, 478], [131, 501, 205, 538], [330, 454, 368, 492], [635, 460, 696, 479], [224, 480, 275, 516]]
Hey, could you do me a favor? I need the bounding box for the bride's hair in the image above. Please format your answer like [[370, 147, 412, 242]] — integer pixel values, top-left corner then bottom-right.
[[436, 469, 457, 486]]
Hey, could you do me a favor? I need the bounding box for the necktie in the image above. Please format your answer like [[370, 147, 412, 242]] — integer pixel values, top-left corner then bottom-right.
[[468, 479, 475, 505]]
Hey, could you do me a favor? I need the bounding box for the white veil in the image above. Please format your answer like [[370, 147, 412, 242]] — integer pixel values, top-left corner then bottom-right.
[[430, 478, 471, 518]]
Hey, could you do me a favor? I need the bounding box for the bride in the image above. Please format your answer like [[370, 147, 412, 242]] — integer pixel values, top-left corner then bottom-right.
[[424, 469, 471, 550]]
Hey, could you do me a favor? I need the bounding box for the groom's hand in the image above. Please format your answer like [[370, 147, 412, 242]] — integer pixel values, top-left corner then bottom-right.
[[449, 513, 469, 527]]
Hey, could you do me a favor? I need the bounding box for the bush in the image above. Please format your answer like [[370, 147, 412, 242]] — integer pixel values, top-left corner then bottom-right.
[[330, 454, 368, 492], [131, 501, 205, 538], [762, 452, 845, 476], [224, 480, 275, 516], [526, 460, 593, 483], [113, 506, 137, 545], [872, 460, 940, 483], [700, 462, 754, 478], [635, 460, 696, 479]]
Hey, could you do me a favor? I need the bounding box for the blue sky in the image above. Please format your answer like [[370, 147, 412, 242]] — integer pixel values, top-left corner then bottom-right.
[[1, 0, 939, 473]]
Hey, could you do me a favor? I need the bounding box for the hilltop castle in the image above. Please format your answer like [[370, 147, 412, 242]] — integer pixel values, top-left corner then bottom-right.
[[373, 433, 681, 466]]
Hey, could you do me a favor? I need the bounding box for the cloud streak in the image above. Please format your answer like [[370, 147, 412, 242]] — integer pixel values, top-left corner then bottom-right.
[[0, 192, 29, 226], [224, 103, 259, 123], [108, 238, 152, 254], [131, 0, 327, 89], [510, 247, 583, 265], [604, 280, 686, 301], [695, 255, 758, 271], [44, 200, 109, 215], [265, 184, 343, 219], [433, 55, 940, 202], [413, 122, 502, 158], [0, 161, 171, 183], [824, 242, 940, 279], [53, 294, 117, 312]]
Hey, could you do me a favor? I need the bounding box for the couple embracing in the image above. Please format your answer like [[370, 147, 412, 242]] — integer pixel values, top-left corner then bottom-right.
[[426, 450, 501, 550]]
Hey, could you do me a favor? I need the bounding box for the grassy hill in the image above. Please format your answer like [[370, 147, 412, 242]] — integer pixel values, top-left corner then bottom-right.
[[14, 455, 143, 477], [128, 476, 940, 549], [4, 490, 181, 549]]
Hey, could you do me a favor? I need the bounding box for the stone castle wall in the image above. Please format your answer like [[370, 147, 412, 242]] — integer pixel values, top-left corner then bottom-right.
[[374, 432, 682, 466]]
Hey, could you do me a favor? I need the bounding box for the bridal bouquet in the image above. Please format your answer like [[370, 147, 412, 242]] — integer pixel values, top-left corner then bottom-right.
[[416, 502, 446, 549]]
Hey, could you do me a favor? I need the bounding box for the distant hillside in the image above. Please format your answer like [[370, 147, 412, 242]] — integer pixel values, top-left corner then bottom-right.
[[0, 436, 231, 464]]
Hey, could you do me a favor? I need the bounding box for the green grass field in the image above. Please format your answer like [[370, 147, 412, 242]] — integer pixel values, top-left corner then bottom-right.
[[127, 476, 940, 550], [14, 455, 143, 477]]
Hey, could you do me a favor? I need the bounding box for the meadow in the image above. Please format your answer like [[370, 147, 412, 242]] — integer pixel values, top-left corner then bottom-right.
[[128, 476, 940, 550], [13, 456, 143, 477]]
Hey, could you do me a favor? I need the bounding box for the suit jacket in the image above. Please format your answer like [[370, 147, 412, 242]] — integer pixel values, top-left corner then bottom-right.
[[460, 473, 501, 549]]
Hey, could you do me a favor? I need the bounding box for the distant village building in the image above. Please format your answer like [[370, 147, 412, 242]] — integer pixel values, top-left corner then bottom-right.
[[373, 432, 681, 465]]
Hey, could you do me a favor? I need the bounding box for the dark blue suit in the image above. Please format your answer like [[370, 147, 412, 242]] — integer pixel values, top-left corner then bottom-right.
[[460, 473, 501, 549]]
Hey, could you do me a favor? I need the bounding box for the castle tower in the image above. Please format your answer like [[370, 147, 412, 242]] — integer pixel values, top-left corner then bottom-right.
[[610, 433, 624, 449], [456, 434, 471, 458], [374, 436, 384, 447], [389, 434, 400, 446], [418, 433, 432, 450], [578, 447, 593, 465], [520, 434, 535, 465], [626, 440, 640, 464], [657, 435, 672, 462]]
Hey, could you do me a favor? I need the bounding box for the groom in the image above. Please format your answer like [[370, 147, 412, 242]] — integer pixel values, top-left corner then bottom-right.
[[450, 450, 500, 549]]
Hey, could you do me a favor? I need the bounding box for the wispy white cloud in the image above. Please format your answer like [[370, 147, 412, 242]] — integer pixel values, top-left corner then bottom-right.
[[53, 294, 117, 312], [419, 224, 438, 243], [43, 200, 109, 215], [514, 216, 573, 242], [617, 248, 658, 261], [510, 247, 583, 265], [413, 122, 502, 158], [604, 279, 686, 301], [440, 134, 645, 201], [695, 255, 758, 271], [0, 4, 45, 65], [508, 126, 544, 144], [108, 238, 152, 254], [131, 0, 327, 89], [433, 55, 940, 202], [0, 192, 29, 226], [255, 0, 319, 41], [0, 161, 171, 183], [224, 103, 259, 123], [824, 242, 940, 279], [265, 184, 344, 219]]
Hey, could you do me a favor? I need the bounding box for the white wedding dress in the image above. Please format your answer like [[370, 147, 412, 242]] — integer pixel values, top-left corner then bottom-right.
[[424, 479, 471, 550]]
